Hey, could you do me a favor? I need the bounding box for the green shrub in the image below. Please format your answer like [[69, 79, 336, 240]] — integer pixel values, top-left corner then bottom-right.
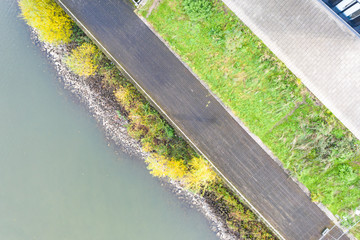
[[182, 0, 213, 21], [18, 0, 73, 45], [70, 25, 91, 45], [114, 84, 196, 161]]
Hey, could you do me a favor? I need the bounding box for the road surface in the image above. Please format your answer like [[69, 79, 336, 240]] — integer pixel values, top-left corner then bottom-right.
[[55, 0, 347, 239]]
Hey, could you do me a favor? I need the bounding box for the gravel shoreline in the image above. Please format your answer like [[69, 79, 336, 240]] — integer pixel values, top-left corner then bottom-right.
[[29, 29, 236, 240]]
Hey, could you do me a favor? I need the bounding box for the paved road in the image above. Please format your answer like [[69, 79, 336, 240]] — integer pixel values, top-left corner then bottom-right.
[[55, 0, 346, 239], [222, 0, 360, 141]]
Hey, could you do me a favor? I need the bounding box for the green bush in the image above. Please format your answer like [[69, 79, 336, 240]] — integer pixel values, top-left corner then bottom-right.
[[182, 0, 213, 21]]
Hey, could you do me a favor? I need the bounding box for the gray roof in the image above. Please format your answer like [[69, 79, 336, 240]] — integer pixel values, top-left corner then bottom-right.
[[222, 0, 360, 140]]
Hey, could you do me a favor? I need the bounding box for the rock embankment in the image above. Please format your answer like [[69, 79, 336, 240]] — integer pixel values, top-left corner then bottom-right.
[[30, 29, 236, 240]]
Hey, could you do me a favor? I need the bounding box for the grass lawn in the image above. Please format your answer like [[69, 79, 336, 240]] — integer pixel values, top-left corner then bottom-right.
[[139, 0, 360, 236]]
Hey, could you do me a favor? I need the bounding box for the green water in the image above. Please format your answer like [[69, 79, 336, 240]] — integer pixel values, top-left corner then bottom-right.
[[0, 1, 218, 239]]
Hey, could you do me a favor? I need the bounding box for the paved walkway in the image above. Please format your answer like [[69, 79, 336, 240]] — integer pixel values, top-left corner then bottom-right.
[[222, 0, 360, 141], [55, 0, 346, 239]]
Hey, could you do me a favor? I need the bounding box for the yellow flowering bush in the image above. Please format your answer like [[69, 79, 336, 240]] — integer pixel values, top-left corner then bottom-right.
[[19, 0, 73, 45]]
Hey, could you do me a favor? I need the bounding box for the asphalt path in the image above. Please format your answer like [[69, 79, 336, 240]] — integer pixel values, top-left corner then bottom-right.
[[55, 0, 346, 239]]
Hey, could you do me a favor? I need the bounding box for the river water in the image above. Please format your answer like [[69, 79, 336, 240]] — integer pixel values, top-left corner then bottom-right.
[[0, 1, 218, 239]]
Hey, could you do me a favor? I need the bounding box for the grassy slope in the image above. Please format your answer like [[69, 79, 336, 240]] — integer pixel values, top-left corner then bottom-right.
[[139, 0, 360, 235]]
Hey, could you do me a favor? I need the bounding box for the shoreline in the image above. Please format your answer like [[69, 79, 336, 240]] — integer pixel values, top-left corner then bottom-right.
[[29, 28, 237, 240]]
